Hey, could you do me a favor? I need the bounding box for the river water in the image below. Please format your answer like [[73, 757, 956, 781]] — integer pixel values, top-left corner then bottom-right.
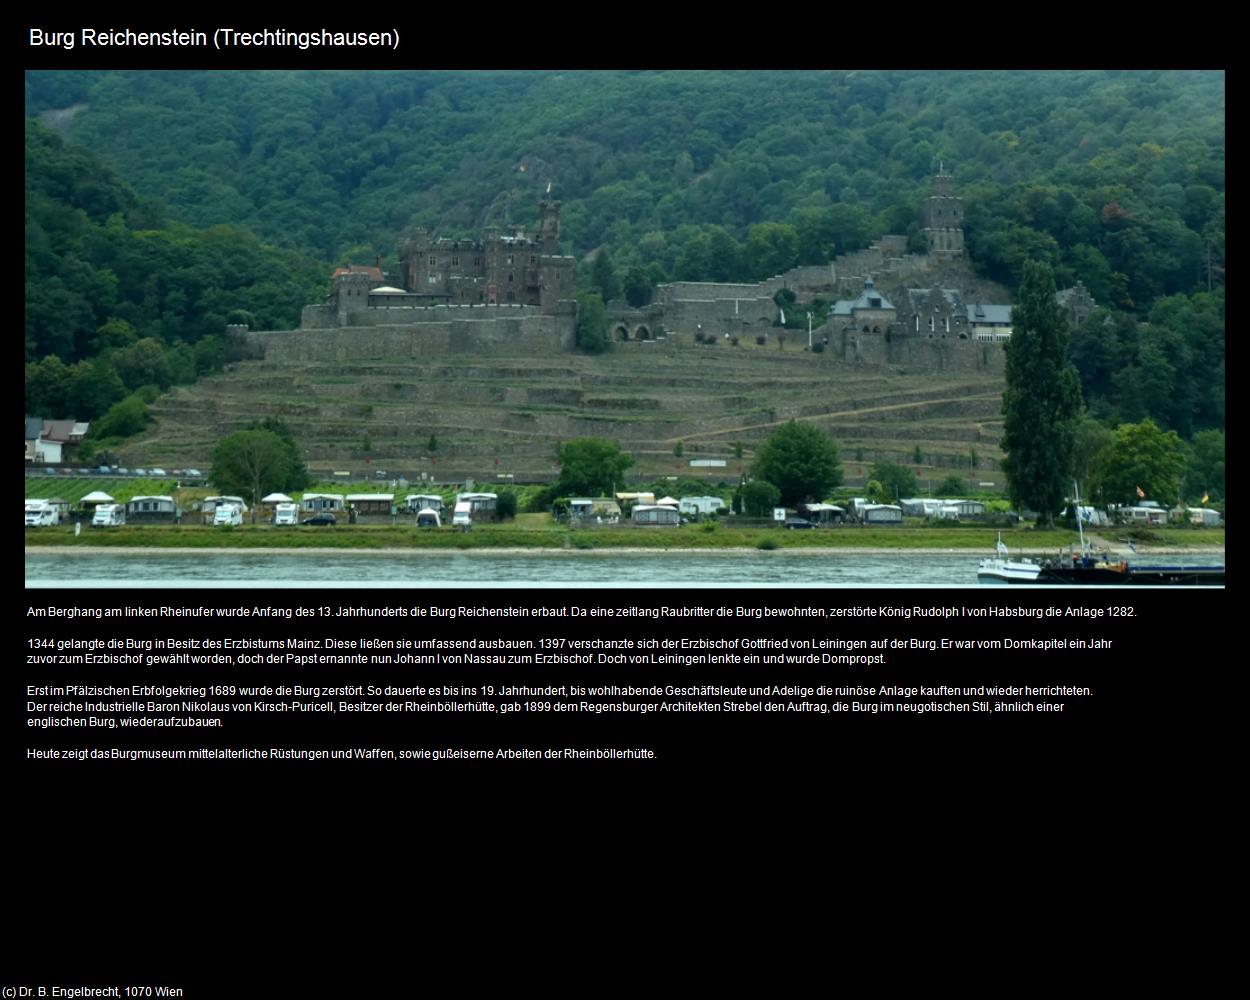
[[25, 550, 987, 589]]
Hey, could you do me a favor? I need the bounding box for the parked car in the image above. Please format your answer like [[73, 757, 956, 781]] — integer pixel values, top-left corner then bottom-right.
[[96, 465, 112, 474], [132, 468, 147, 477], [302, 513, 337, 526], [149, 468, 167, 477], [184, 469, 203, 478], [784, 517, 815, 530]]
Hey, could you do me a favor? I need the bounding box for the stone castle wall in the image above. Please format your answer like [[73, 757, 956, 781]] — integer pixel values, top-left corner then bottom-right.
[[659, 297, 778, 331], [302, 300, 561, 330], [829, 328, 1006, 375], [242, 313, 575, 363], [655, 281, 772, 303]]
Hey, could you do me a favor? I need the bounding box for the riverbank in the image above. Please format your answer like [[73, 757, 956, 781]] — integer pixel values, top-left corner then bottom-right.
[[27, 544, 1226, 557]]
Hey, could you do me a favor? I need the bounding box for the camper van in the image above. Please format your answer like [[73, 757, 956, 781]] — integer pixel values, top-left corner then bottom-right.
[[213, 504, 244, 527], [455, 492, 497, 517], [405, 494, 446, 515], [92, 504, 125, 527], [273, 503, 299, 526], [452, 501, 473, 531], [25, 501, 59, 527], [416, 508, 442, 529]]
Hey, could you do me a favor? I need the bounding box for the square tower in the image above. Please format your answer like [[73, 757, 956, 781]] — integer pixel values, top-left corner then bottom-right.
[[922, 170, 964, 257]]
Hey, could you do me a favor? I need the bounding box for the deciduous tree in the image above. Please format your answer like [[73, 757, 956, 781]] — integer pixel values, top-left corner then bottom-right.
[[211, 428, 307, 523], [1090, 419, 1186, 506], [752, 420, 842, 506], [555, 438, 633, 497], [868, 461, 917, 502], [740, 480, 781, 517]]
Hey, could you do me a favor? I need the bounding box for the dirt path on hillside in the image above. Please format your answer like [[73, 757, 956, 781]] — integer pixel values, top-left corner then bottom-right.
[[679, 393, 1003, 443]]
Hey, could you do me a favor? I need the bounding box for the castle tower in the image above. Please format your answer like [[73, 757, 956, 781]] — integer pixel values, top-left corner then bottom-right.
[[538, 199, 561, 250], [922, 168, 964, 257], [334, 271, 374, 325], [399, 227, 430, 293]]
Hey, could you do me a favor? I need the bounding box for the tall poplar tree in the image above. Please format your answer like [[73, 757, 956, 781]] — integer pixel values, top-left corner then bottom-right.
[[1001, 261, 1083, 527]]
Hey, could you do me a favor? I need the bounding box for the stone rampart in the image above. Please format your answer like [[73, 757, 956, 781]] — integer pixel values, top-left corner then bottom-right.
[[830, 329, 1007, 374], [655, 281, 768, 303], [660, 297, 777, 333], [302, 300, 557, 330], [244, 313, 574, 362]]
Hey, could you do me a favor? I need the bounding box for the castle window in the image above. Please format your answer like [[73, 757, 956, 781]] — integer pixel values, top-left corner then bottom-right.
[[945, 316, 950, 333], [451, 256, 459, 267], [474, 257, 482, 267], [429, 256, 437, 266], [507, 255, 514, 265], [529, 255, 537, 265], [508, 272, 514, 283], [928, 315, 935, 332]]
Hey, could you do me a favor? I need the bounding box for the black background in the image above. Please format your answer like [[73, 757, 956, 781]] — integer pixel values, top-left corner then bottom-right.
[[12, 584, 1215, 990], [19, 27, 1222, 992]]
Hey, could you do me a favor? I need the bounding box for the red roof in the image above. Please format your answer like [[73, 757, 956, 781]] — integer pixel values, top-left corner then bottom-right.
[[331, 264, 383, 281]]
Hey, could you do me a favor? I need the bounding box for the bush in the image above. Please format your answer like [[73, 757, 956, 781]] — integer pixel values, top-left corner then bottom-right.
[[494, 490, 517, 521], [756, 536, 778, 550], [740, 480, 781, 517], [755, 335, 767, 346], [869, 461, 917, 502], [89, 394, 150, 441], [525, 484, 560, 513], [811, 341, 824, 353]]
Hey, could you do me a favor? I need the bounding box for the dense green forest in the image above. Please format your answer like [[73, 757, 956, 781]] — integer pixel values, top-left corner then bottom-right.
[[25, 70, 1224, 444], [24, 120, 325, 426]]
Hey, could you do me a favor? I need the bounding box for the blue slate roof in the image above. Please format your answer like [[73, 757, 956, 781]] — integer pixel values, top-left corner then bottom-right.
[[967, 304, 1013, 325]]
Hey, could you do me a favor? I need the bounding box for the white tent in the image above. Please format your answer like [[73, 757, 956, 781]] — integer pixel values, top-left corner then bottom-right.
[[80, 491, 114, 504], [261, 492, 294, 504], [656, 496, 679, 506]]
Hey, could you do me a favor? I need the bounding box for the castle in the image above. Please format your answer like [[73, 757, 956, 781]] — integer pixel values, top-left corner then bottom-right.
[[607, 170, 1096, 356], [281, 171, 1095, 372], [303, 199, 576, 329]]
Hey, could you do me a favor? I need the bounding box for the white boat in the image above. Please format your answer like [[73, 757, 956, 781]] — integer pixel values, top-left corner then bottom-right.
[[977, 533, 1041, 585]]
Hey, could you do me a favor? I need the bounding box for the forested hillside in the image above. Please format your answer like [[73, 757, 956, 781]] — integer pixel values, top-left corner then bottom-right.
[[24, 120, 325, 422], [25, 69, 1224, 440]]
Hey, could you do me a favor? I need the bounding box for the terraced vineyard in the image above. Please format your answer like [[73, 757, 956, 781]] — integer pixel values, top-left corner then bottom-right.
[[122, 336, 1006, 488]]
